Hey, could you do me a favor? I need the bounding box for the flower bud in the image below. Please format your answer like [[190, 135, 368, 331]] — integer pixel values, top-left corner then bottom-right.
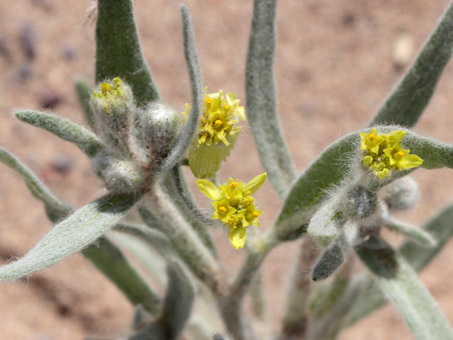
[[140, 102, 181, 160], [92, 152, 144, 193], [381, 176, 419, 211]]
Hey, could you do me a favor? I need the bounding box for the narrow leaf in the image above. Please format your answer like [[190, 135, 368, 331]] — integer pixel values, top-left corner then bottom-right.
[[345, 203, 453, 326], [355, 236, 453, 340], [246, 0, 297, 198], [82, 237, 160, 316], [96, 0, 160, 105], [370, 1, 453, 127], [74, 78, 97, 131], [0, 148, 159, 312], [159, 261, 195, 339], [15, 110, 104, 157], [160, 6, 203, 173], [0, 192, 140, 281], [0, 147, 72, 216], [312, 236, 346, 281], [384, 218, 436, 247]]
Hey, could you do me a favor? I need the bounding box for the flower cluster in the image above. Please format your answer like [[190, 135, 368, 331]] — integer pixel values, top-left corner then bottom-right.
[[184, 89, 246, 178], [92, 77, 131, 115], [196, 173, 266, 249], [360, 128, 423, 178]]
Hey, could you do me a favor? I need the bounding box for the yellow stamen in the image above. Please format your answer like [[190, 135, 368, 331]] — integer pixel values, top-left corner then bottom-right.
[[214, 119, 223, 128], [231, 182, 238, 189], [252, 211, 259, 218], [397, 151, 404, 158], [218, 206, 227, 213], [206, 97, 212, 104], [228, 217, 236, 225], [369, 134, 375, 140]]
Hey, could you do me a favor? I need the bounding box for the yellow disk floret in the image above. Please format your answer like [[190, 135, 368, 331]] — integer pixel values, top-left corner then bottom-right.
[[93, 77, 129, 115], [360, 129, 423, 178], [196, 173, 267, 249]]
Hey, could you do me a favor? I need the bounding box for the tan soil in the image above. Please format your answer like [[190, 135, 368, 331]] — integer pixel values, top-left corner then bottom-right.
[[1, 0, 453, 339]]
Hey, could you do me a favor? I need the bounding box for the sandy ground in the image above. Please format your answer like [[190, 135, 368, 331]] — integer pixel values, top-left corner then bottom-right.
[[1, 0, 453, 339]]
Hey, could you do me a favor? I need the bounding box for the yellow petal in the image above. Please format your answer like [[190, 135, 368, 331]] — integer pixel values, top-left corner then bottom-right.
[[196, 179, 222, 200], [402, 154, 424, 169], [243, 173, 267, 195], [228, 226, 247, 249]]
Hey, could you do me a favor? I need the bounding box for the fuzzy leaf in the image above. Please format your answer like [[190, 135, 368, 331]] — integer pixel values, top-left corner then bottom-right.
[[311, 236, 346, 281], [0, 147, 72, 217], [276, 127, 453, 241], [384, 218, 436, 247], [370, 1, 453, 127], [345, 203, 453, 326], [160, 6, 203, 173], [96, 0, 159, 105], [355, 236, 453, 340], [74, 78, 97, 131], [82, 237, 160, 316], [15, 110, 104, 157], [246, 0, 297, 198], [0, 192, 140, 281], [159, 261, 195, 339]]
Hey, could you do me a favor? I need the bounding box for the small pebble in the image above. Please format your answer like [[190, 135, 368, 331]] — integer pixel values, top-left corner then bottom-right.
[[39, 91, 64, 109], [50, 154, 73, 175]]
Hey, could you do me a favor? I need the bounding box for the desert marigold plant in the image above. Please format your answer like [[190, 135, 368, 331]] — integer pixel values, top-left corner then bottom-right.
[[2, 1, 453, 340]]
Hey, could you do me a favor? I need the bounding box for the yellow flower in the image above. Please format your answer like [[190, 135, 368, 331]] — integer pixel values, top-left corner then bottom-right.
[[93, 77, 131, 115], [184, 89, 246, 178], [196, 173, 266, 249], [360, 128, 423, 178]]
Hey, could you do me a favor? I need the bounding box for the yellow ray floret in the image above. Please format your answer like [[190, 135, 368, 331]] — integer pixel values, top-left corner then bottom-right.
[[196, 173, 266, 249], [360, 129, 423, 178], [183, 89, 246, 178]]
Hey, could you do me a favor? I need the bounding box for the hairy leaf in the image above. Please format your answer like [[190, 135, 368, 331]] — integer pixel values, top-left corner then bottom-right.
[[15, 110, 104, 157], [246, 0, 297, 198], [0, 192, 140, 281], [355, 236, 453, 340], [370, 1, 453, 127], [96, 0, 159, 105]]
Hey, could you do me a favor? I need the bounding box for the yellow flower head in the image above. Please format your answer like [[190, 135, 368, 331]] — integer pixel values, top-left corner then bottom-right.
[[184, 89, 246, 178], [92, 77, 131, 115], [360, 129, 423, 178], [196, 173, 266, 249]]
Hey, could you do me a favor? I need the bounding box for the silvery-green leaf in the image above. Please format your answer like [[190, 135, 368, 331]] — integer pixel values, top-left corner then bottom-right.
[[0, 192, 140, 281], [74, 78, 97, 132], [246, 0, 297, 198], [82, 237, 160, 316], [370, 1, 453, 127], [160, 6, 203, 173], [96, 0, 159, 105], [355, 236, 453, 340], [311, 235, 347, 281], [383, 218, 436, 247], [158, 261, 195, 339], [15, 110, 104, 157], [344, 203, 453, 326], [0, 147, 72, 217]]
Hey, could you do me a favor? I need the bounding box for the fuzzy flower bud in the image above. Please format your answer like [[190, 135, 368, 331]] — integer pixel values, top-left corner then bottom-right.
[[92, 152, 144, 193], [381, 176, 419, 211], [140, 102, 181, 161]]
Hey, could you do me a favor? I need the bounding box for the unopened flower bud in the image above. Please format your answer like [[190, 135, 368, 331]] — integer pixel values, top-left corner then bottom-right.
[[141, 102, 181, 160], [381, 176, 419, 211]]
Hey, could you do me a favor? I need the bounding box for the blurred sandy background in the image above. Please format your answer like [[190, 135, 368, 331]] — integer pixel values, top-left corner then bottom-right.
[[1, 0, 453, 339]]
